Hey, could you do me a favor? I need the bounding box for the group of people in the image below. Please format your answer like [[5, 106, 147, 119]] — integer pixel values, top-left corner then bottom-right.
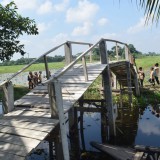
[[138, 63, 159, 87], [27, 71, 42, 89]]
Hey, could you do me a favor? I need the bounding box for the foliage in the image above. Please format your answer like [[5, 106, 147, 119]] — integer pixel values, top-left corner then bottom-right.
[[138, 0, 160, 24], [0, 2, 38, 61], [140, 88, 160, 105], [84, 76, 102, 99], [113, 94, 139, 106]]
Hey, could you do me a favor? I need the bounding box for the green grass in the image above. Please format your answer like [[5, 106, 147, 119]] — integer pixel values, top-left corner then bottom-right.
[[0, 56, 158, 74], [135, 56, 160, 70], [135, 56, 160, 83], [0, 62, 65, 74]]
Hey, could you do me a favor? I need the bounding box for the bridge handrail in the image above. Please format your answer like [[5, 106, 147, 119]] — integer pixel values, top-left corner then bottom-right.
[[45, 39, 102, 82], [0, 38, 135, 87], [45, 38, 135, 83], [0, 42, 66, 87]]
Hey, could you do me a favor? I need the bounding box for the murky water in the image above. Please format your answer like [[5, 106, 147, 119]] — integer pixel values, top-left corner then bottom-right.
[[77, 104, 160, 159], [135, 105, 160, 147]]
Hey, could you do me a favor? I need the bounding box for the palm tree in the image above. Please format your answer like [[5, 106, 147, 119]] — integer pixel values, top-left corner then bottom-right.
[[138, 0, 160, 24]]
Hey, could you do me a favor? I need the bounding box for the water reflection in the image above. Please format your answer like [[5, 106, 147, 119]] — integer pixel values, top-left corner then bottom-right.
[[70, 103, 160, 159], [135, 105, 160, 147], [79, 112, 101, 150]]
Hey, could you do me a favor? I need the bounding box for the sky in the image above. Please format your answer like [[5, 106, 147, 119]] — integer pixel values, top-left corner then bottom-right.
[[1, 0, 160, 60]]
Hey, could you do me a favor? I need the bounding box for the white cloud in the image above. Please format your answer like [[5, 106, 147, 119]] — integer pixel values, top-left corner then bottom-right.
[[98, 18, 108, 26], [1, 0, 38, 11], [37, 23, 51, 33], [127, 17, 151, 34], [72, 22, 93, 36], [54, 0, 69, 12], [37, 0, 69, 15], [37, 0, 54, 15], [66, 0, 99, 23]]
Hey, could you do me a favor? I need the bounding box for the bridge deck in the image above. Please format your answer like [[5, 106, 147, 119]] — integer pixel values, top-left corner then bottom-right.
[[14, 63, 107, 112], [0, 63, 107, 159]]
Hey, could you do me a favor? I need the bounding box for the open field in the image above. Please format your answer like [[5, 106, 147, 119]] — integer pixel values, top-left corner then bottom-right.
[[135, 56, 160, 70], [0, 62, 64, 74], [135, 56, 160, 84], [0, 56, 159, 74]]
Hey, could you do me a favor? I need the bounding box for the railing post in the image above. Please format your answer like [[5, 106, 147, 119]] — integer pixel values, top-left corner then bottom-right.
[[134, 73, 140, 96], [82, 56, 88, 82], [126, 62, 132, 104], [113, 74, 117, 89], [54, 80, 70, 160], [89, 44, 93, 63], [44, 55, 50, 79], [125, 45, 129, 61], [2, 82, 14, 113], [49, 82, 58, 118], [99, 40, 115, 137], [65, 42, 72, 66], [116, 42, 119, 61]]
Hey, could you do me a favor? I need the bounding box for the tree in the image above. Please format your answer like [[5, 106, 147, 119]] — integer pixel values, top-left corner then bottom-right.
[[128, 44, 139, 53], [111, 45, 124, 56], [136, 0, 160, 24], [0, 2, 38, 61]]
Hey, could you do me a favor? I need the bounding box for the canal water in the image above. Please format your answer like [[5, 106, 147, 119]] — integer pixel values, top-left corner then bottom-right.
[[78, 104, 160, 159]]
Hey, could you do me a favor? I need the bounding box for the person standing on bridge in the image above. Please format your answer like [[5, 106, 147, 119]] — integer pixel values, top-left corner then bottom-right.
[[138, 67, 145, 87], [28, 71, 34, 89]]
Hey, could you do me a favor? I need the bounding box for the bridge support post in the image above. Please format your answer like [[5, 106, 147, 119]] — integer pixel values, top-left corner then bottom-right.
[[54, 80, 70, 160], [134, 73, 140, 96], [101, 101, 108, 143], [126, 62, 132, 105], [68, 107, 81, 159], [99, 40, 115, 138], [79, 99, 86, 152], [65, 42, 72, 66]]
